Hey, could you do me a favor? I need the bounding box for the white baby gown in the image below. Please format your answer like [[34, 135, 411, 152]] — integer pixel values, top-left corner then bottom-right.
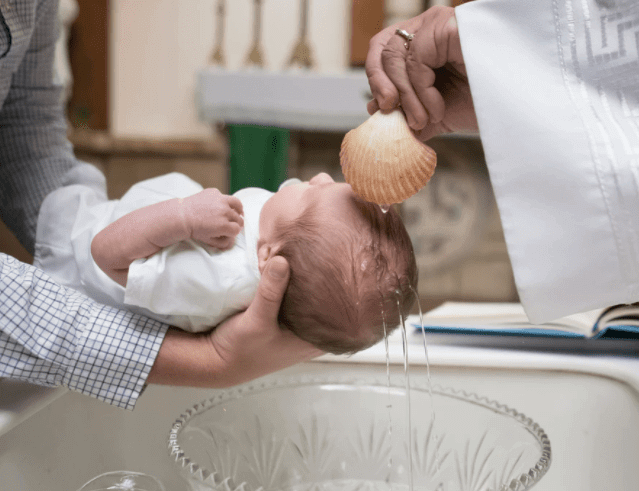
[[35, 167, 298, 331]]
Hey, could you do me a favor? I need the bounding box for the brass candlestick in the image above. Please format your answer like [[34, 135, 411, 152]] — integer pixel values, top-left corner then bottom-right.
[[210, 0, 226, 66], [244, 0, 265, 68], [287, 0, 315, 69]]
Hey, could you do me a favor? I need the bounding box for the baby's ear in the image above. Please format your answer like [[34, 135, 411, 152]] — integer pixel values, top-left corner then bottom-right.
[[257, 243, 275, 274]]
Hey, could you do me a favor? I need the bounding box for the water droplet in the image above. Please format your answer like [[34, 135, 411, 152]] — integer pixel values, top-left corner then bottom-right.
[[380, 204, 391, 214], [361, 260, 368, 271]]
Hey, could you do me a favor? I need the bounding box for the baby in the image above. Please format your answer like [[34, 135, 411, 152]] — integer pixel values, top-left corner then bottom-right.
[[35, 167, 417, 355]]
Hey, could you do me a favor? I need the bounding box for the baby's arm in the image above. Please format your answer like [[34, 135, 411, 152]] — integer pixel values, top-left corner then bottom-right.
[[92, 188, 244, 286]]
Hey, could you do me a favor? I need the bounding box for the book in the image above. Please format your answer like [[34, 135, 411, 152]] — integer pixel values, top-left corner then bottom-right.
[[411, 302, 639, 340]]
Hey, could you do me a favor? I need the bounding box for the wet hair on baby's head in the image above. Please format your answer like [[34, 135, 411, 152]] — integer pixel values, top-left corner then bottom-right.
[[275, 195, 418, 355]]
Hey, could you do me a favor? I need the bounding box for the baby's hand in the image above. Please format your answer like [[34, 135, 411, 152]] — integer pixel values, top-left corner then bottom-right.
[[182, 189, 244, 250]]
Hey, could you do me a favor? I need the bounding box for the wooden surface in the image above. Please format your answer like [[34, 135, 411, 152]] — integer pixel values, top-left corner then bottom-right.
[[350, 0, 385, 67], [67, 0, 109, 130], [68, 130, 227, 159]]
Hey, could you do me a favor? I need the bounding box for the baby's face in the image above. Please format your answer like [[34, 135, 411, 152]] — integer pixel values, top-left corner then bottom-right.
[[260, 173, 360, 236]]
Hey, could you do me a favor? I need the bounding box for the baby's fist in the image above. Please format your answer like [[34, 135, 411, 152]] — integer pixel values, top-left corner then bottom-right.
[[182, 189, 244, 250]]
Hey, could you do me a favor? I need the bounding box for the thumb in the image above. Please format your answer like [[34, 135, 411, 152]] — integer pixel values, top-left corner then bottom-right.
[[249, 256, 290, 323], [444, 15, 465, 75]]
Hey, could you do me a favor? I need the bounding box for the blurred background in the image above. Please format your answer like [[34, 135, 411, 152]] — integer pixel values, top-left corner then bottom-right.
[[0, 0, 518, 311]]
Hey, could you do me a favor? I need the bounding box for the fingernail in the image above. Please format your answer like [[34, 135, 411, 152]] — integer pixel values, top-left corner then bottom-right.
[[268, 257, 287, 279]]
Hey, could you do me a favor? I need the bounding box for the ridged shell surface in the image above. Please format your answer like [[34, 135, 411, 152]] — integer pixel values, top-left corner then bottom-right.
[[340, 109, 437, 205]]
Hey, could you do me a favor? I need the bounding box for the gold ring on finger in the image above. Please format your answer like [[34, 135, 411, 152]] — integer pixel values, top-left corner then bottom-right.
[[395, 28, 415, 49]]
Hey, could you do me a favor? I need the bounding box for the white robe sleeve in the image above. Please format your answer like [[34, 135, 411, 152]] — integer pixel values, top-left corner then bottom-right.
[[455, 0, 639, 323], [34, 164, 126, 308]]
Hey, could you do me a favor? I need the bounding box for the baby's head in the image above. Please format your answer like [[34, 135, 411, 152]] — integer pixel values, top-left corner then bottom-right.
[[258, 173, 418, 355]]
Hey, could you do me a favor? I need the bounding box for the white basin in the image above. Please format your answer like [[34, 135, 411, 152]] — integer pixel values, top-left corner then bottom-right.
[[1, 328, 638, 491]]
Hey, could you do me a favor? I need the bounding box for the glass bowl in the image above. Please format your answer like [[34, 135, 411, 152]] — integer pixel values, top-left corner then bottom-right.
[[76, 470, 165, 491], [168, 375, 551, 491]]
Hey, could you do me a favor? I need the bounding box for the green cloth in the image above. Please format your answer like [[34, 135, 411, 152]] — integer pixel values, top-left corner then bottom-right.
[[228, 125, 289, 193]]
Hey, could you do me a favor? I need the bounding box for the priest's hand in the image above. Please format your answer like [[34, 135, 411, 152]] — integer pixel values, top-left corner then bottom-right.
[[365, 5, 478, 141]]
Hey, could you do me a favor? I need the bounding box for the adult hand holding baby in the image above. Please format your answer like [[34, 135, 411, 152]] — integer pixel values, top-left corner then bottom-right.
[[147, 256, 324, 388], [365, 6, 477, 142]]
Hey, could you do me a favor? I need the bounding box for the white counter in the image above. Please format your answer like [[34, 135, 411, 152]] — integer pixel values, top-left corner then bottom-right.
[[2, 327, 639, 491]]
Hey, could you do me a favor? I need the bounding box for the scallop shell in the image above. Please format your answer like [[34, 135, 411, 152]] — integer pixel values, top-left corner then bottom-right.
[[340, 109, 437, 205]]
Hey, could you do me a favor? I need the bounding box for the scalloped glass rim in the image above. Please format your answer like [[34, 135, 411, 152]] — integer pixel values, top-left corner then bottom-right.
[[168, 375, 551, 491]]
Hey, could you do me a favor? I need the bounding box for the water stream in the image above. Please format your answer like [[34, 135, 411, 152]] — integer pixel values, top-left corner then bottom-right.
[[382, 313, 393, 482], [398, 303, 414, 491], [411, 286, 440, 474], [382, 290, 438, 491]]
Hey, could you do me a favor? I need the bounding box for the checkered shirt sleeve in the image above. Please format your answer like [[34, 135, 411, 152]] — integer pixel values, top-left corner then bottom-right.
[[0, 254, 169, 410]]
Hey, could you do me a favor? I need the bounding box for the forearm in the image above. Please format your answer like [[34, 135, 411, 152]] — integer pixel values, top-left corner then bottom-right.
[[147, 329, 223, 387], [0, 254, 168, 410], [92, 198, 190, 285]]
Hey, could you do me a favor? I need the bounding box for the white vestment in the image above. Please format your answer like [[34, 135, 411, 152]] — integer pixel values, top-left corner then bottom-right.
[[456, 0, 639, 323]]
